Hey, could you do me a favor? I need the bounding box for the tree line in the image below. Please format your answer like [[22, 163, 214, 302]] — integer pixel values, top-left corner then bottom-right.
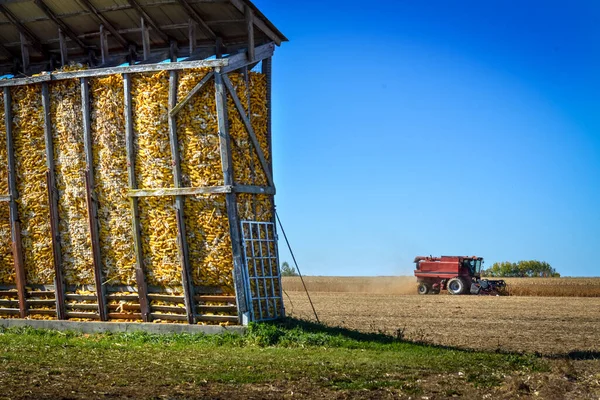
[[482, 260, 560, 277]]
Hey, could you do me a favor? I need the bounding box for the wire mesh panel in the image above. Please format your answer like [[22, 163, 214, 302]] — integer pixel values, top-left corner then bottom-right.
[[240, 220, 284, 321]]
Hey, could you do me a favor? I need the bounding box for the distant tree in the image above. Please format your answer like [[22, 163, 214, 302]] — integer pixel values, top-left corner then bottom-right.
[[280, 261, 298, 277], [482, 260, 560, 277]]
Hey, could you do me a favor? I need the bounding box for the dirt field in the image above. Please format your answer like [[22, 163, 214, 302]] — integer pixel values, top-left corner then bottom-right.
[[282, 277, 600, 355]]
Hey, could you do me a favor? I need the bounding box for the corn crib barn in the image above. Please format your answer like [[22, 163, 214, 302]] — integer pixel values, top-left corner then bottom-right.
[[0, 0, 287, 326]]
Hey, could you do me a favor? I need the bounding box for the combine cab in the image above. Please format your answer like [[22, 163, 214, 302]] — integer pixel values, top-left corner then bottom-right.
[[414, 256, 507, 295]]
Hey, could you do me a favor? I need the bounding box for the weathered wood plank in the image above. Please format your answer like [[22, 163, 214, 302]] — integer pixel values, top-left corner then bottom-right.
[[0, 195, 10, 202], [196, 314, 238, 323], [197, 305, 237, 313], [42, 82, 66, 320], [65, 294, 97, 301], [195, 295, 236, 303], [108, 312, 142, 319], [141, 17, 150, 60], [245, 5, 254, 62], [147, 294, 185, 304], [168, 70, 195, 324], [82, 78, 108, 322], [99, 25, 109, 63], [19, 33, 29, 74], [169, 70, 214, 116], [58, 29, 68, 65], [221, 42, 274, 74], [150, 313, 187, 321], [0, 59, 227, 88], [151, 305, 186, 313], [222, 74, 274, 187], [215, 71, 246, 324], [65, 311, 100, 319], [129, 185, 278, 199], [4, 87, 27, 318], [123, 73, 152, 322]]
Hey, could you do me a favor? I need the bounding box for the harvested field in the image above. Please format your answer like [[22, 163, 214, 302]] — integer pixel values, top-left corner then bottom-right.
[[283, 278, 600, 355], [282, 276, 600, 297]]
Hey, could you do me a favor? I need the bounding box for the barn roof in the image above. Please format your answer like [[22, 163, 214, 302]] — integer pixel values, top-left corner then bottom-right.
[[0, 0, 287, 75]]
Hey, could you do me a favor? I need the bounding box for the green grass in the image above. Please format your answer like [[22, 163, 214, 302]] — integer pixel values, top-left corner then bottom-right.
[[0, 318, 548, 398]]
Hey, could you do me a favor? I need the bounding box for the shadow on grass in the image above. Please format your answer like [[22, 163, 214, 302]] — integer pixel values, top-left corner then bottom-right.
[[267, 317, 599, 361]]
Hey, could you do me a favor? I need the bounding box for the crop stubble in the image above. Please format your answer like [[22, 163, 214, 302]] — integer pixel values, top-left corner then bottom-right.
[[282, 277, 600, 355]]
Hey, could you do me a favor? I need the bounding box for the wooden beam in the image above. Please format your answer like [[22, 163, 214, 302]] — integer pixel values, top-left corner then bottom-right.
[[215, 36, 223, 59], [0, 58, 227, 87], [123, 73, 151, 322], [188, 19, 196, 55], [77, 0, 130, 50], [244, 5, 254, 62], [221, 42, 274, 74], [169, 70, 213, 116], [129, 185, 231, 197], [229, 0, 281, 46], [175, 0, 216, 39], [19, 33, 29, 74], [141, 17, 150, 60], [0, 4, 46, 56], [126, 0, 170, 43], [214, 70, 248, 324], [3, 87, 27, 318], [99, 25, 109, 64], [168, 70, 195, 324], [222, 74, 274, 188], [81, 78, 108, 321], [128, 185, 274, 197], [0, 195, 9, 202], [33, 0, 88, 51], [58, 29, 68, 65], [41, 82, 66, 320], [169, 40, 178, 62]]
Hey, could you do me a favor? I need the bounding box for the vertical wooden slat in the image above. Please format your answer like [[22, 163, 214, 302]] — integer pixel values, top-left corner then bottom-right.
[[99, 25, 108, 64], [141, 17, 150, 60], [58, 29, 68, 66], [244, 5, 254, 62], [168, 70, 195, 324], [41, 82, 66, 320], [81, 77, 107, 321], [215, 37, 223, 59], [19, 33, 29, 74], [123, 73, 151, 322], [214, 70, 249, 324], [4, 87, 27, 318], [188, 19, 196, 55]]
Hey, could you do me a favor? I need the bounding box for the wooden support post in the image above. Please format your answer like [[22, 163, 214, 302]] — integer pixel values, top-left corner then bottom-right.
[[19, 33, 29, 74], [244, 5, 254, 62], [169, 41, 178, 63], [58, 29, 68, 66], [141, 17, 150, 60], [214, 70, 249, 324], [100, 25, 109, 64], [3, 87, 27, 318], [81, 78, 107, 321], [41, 82, 66, 320], [188, 19, 196, 56], [123, 73, 151, 322], [215, 37, 223, 59], [262, 57, 273, 176], [168, 70, 195, 324]]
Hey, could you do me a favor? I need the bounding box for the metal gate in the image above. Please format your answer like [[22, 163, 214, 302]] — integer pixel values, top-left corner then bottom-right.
[[240, 220, 285, 322]]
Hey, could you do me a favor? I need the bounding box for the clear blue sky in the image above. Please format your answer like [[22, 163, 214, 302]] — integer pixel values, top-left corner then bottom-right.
[[256, 0, 600, 277]]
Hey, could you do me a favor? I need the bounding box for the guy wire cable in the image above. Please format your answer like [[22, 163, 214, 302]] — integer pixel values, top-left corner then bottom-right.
[[275, 210, 320, 324]]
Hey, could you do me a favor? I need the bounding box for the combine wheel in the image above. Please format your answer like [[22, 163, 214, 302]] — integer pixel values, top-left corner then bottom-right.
[[447, 278, 467, 295], [417, 282, 431, 295]]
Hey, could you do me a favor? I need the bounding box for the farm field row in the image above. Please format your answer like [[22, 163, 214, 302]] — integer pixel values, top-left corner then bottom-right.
[[282, 276, 600, 297], [282, 290, 600, 355]]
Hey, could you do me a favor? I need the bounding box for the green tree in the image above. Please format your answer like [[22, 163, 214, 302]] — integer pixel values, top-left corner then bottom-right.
[[280, 261, 298, 277], [482, 260, 560, 277]]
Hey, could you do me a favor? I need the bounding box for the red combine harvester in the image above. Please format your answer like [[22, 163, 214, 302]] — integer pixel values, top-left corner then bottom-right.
[[414, 256, 507, 295]]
